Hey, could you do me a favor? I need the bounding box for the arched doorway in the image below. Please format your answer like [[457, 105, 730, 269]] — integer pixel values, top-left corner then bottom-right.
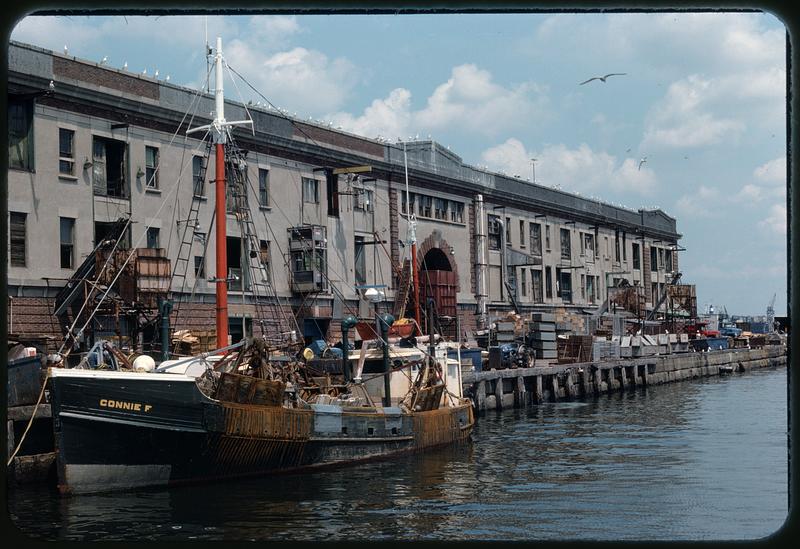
[[420, 247, 457, 337]]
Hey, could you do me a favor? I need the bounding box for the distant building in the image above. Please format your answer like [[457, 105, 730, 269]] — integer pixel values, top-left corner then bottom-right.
[[6, 40, 682, 343]]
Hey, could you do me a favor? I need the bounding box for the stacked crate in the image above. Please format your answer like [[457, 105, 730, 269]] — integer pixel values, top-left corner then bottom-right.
[[558, 334, 593, 363], [530, 312, 557, 361], [172, 329, 216, 355]]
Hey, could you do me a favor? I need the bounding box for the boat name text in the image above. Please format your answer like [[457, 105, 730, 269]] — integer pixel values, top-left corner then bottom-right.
[[99, 399, 153, 412]]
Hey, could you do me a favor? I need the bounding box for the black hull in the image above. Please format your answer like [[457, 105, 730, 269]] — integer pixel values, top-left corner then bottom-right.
[[48, 370, 474, 494]]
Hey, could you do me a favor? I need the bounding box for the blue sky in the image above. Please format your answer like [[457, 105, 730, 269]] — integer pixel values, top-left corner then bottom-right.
[[9, 11, 788, 316]]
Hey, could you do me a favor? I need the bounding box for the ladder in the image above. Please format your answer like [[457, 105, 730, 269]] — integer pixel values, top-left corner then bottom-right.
[[392, 259, 412, 319], [225, 144, 300, 350], [171, 138, 214, 316]]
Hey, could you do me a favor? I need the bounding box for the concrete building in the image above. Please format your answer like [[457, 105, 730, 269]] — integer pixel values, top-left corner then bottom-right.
[[6, 40, 682, 343]]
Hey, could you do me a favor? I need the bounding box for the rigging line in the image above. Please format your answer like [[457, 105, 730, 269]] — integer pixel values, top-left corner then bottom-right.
[[224, 63, 328, 152], [222, 59, 255, 134], [224, 140, 300, 338], [66, 130, 213, 355]]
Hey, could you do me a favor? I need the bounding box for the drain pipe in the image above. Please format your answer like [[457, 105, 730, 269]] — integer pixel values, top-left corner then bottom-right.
[[341, 314, 357, 383], [474, 194, 488, 330], [379, 313, 395, 407]]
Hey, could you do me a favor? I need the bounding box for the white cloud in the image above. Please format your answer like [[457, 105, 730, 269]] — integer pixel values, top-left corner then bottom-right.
[[247, 15, 301, 47], [758, 204, 787, 234], [480, 139, 656, 195], [754, 156, 786, 184], [225, 41, 357, 114], [328, 88, 413, 140], [732, 157, 786, 203], [675, 185, 721, 217], [642, 75, 747, 149], [328, 64, 548, 140]]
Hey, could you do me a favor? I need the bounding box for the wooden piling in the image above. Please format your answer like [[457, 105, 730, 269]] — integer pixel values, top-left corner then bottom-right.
[[550, 375, 559, 401], [619, 365, 628, 390], [534, 375, 543, 403], [494, 378, 504, 410], [514, 376, 526, 407], [476, 380, 486, 412]]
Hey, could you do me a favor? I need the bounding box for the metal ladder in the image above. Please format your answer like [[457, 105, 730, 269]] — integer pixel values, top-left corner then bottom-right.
[[171, 138, 213, 310], [225, 145, 299, 349]]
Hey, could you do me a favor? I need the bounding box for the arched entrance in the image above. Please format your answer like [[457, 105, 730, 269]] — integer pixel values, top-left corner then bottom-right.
[[419, 247, 458, 337]]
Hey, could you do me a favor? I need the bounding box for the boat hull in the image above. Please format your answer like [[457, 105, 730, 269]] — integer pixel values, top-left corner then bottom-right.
[[48, 369, 474, 494]]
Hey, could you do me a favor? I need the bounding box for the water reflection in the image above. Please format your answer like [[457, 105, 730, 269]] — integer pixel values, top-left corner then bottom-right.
[[8, 368, 787, 541]]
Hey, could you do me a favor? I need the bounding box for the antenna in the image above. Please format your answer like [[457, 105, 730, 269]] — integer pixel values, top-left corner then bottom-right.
[[205, 16, 211, 94]]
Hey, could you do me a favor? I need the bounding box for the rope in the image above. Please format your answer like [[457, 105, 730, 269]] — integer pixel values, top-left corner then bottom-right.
[[7, 371, 50, 467]]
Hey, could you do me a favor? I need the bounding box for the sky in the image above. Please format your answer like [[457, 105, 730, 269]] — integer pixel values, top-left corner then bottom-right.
[[8, 10, 788, 317]]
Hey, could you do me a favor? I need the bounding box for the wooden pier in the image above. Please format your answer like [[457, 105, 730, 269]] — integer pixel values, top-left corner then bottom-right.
[[462, 345, 787, 412]]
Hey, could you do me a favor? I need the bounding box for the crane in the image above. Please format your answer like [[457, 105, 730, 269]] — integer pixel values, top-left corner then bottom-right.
[[766, 293, 776, 334]]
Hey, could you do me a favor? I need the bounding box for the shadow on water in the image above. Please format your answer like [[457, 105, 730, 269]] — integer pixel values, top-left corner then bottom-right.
[[8, 368, 788, 541]]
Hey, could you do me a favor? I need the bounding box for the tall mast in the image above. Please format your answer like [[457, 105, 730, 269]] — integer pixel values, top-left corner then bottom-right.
[[187, 36, 253, 349], [403, 141, 422, 333]]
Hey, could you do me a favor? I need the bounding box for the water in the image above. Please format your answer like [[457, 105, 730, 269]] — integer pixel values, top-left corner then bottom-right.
[[8, 367, 788, 541]]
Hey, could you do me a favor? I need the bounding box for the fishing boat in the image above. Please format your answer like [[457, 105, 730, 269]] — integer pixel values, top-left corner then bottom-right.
[[44, 37, 474, 494]]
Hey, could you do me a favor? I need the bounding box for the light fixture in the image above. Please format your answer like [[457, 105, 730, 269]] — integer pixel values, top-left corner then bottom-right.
[[136, 167, 145, 178], [82, 157, 93, 170]]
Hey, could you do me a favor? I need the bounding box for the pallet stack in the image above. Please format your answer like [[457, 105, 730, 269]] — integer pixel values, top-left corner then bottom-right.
[[530, 312, 557, 361], [172, 329, 216, 355]]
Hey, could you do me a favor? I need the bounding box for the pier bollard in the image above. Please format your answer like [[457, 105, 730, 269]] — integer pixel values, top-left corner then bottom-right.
[[476, 380, 486, 412], [514, 376, 526, 407], [534, 375, 543, 403], [494, 378, 504, 410]]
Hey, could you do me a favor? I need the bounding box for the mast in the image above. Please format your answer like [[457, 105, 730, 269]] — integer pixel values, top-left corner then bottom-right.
[[403, 141, 422, 334], [187, 37, 253, 349]]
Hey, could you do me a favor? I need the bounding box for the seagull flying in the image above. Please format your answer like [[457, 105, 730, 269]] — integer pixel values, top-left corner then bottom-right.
[[638, 156, 648, 171], [580, 73, 627, 85]]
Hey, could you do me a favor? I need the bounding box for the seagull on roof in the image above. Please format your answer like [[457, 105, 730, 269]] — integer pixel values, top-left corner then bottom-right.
[[100, 56, 108, 65], [580, 73, 627, 85], [123, 61, 128, 70], [63, 45, 68, 55], [49, 80, 55, 90], [638, 156, 648, 170]]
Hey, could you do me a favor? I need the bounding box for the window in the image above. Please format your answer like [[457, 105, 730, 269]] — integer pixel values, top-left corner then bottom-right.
[[532, 269, 543, 303], [59, 128, 75, 175], [665, 249, 673, 272], [354, 236, 366, 286], [583, 233, 595, 260], [259, 240, 271, 285], [587, 275, 595, 303], [434, 198, 447, 220], [632, 243, 641, 270], [93, 137, 128, 198], [145, 146, 159, 189], [581, 274, 586, 300], [545, 266, 553, 299], [560, 228, 571, 260], [192, 155, 205, 197], [505, 217, 511, 246], [545, 225, 551, 250], [622, 232, 627, 261], [258, 168, 270, 207], [354, 188, 374, 212], [520, 269, 527, 297], [651, 246, 658, 272], [326, 170, 339, 217], [194, 255, 205, 279], [558, 269, 572, 303], [651, 282, 659, 303], [488, 214, 501, 250], [60, 217, 75, 269], [529, 223, 542, 256], [302, 177, 319, 203], [450, 201, 464, 223], [8, 98, 33, 171], [519, 220, 525, 247], [146, 227, 160, 249], [614, 230, 621, 263], [421, 196, 432, 217], [658, 248, 665, 270], [9, 212, 26, 267]]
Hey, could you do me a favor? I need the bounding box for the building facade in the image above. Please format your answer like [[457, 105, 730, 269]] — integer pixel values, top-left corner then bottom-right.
[[6, 41, 682, 342]]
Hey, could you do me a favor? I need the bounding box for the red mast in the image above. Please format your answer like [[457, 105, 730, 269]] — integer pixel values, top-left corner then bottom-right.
[[214, 142, 228, 348], [187, 37, 253, 349]]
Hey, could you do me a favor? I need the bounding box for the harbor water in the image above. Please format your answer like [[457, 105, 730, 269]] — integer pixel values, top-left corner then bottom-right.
[[8, 367, 788, 541]]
